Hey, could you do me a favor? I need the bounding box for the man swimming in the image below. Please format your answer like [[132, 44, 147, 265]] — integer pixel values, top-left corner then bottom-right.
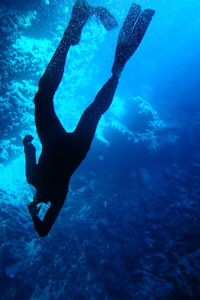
[[23, 0, 155, 237]]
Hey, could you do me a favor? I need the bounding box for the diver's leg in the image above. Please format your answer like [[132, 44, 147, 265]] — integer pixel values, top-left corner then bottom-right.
[[112, 4, 155, 76], [74, 75, 119, 150], [38, 0, 117, 96], [34, 33, 72, 147], [34, 1, 92, 146], [73, 3, 155, 152], [38, 1, 92, 97], [34, 0, 117, 146]]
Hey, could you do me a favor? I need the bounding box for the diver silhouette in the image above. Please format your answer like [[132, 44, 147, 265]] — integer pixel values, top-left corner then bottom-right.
[[23, 0, 155, 237]]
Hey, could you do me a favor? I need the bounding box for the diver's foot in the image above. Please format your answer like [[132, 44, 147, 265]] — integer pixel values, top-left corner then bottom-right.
[[112, 4, 155, 76], [64, 0, 91, 45]]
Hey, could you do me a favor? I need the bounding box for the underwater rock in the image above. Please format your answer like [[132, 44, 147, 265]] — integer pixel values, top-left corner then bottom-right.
[[0, 7, 37, 162], [96, 95, 181, 154]]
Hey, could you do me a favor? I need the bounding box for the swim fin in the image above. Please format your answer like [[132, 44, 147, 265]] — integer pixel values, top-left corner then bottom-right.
[[65, 0, 118, 44], [117, 3, 141, 45], [129, 9, 156, 54], [93, 7, 118, 30], [112, 4, 155, 75], [65, 0, 91, 45]]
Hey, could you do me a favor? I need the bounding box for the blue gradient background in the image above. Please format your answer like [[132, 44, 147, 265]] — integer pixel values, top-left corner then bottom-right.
[[0, 0, 200, 299]]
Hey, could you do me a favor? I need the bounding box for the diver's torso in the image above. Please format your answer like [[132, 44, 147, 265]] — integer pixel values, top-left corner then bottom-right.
[[35, 137, 88, 203]]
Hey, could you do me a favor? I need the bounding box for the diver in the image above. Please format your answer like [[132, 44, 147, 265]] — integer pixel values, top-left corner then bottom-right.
[[23, 0, 155, 237]]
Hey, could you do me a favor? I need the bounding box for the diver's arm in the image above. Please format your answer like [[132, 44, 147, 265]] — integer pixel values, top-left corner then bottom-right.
[[23, 135, 37, 186], [28, 202, 63, 237]]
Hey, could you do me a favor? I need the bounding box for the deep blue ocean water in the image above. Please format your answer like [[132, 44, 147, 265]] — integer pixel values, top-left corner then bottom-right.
[[0, 0, 200, 299]]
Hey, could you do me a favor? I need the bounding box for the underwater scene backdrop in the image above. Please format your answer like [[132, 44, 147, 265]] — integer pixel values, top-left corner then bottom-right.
[[0, 0, 200, 299]]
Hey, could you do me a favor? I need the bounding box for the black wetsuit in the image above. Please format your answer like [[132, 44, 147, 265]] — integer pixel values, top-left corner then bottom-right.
[[24, 34, 118, 236], [24, 2, 154, 237]]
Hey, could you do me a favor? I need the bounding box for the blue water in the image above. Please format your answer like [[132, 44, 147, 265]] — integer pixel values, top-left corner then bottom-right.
[[0, 0, 200, 299]]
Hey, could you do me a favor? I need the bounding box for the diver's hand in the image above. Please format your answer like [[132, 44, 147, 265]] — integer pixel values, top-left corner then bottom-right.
[[23, 135, 34, 146], [23, 135, 36, 154], [28, 202, 41, 217]]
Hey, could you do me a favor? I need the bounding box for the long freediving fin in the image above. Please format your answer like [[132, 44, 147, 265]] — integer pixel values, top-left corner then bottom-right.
[[94, 7, 118, 30], [112, 3, 155, 75]]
